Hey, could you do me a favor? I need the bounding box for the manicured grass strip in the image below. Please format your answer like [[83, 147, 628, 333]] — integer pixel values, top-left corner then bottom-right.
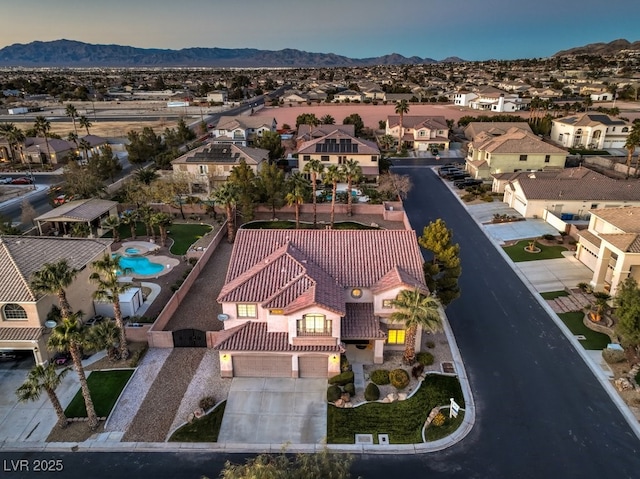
[[557, 312, 610, 350], [327, 374, 463, 444], [64, 369, 134, 418], [425, 409, 465, 442], [168, 223, 212, 255], [541, 290, 569, 300], [103, 222, 147, 240], [503, 240, 567, 262], [168, 401, 226, 442]]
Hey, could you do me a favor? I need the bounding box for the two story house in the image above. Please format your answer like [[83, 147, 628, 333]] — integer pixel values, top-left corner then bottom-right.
[[0, 236, 112, 365], [171, 143, 269, 197], [550, 113, 631, 150], [215, 229, 429, 378], [385, 115, 450, 152], [211, 116, 277, 147]]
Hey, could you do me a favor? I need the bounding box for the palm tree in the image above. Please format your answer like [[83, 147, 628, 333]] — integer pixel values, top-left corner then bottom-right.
[[65, 104, 79, 136], [624, 121, 640, 178], [285, 172, 311, 229], [78, 138, 91, 162], [30, 260, 78, 319], [47, 313, 99, 430], [88, 320, 121, 361], [323, 164, 344, 227], [320, 114, 335, 125], [134, 167, 159, 185], [16, 363, 71, 429], [303, 159, 324, 226], [391, 289, 442, 364], [0, 123, 25, 164], [67, 131, 79, 151], [150, 211, 172, 246], [394, 99, 410, 152], [138, 205, 155, 240], [90, 254, 132, 360], [120, 209, 139, 240], [79, 115, 92, 136], [210, 182, 239, 243], [101, 215, 121, 243], [33, 116, 52, 164], [341, 159, 362, 217]]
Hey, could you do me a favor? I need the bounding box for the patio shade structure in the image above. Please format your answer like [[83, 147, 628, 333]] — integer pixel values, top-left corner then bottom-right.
[[34, 198, 118, 237]]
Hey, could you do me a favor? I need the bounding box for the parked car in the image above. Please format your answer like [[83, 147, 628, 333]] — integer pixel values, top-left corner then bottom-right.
[[455, 179, 483, 189], [11, 176, 33, 185], [0, 177, 13, 184]]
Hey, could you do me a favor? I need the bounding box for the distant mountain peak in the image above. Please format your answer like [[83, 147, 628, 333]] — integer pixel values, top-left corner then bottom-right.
[[553, 38, 640, 56]]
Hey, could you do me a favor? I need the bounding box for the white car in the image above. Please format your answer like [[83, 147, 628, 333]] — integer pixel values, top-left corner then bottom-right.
[[0, 177, 13, 184]]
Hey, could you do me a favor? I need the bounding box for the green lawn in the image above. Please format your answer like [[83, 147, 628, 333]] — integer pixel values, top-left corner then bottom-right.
[[168, 223, 212, 255], [540, 290, 569, 300], [425, 409, 465, 442], [557, 312, 610, 350], [327, 374, 464, 444], [64, 369, 134, 418], [168, 401, 226, 442], [503, 240, 568, 262]]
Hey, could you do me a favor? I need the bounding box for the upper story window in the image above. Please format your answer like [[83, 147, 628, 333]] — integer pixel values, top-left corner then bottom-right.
[[3, 303, 27, 321], [382, 299, 393, 308], [321, 155, 330, 162], [198, 165, 208, 175], [519, 155, 528, 162], [237, 304, 257, 318], [303, 155, 310, 162], [297, 313, 332, 336], [544, 155, 550, 163]]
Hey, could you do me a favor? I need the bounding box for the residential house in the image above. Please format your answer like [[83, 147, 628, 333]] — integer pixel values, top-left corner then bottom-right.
[[463, 122, 532, 141], [334, 90, 364, 103], [501, 168, 640, 218], [454, 86, 523, 112], [206, 91, 228, 104], [296, 129, 380, 178], [576, 207, 640, 296], [281, 90, 309, 104], [214, 229, 429, 378], [0, 137, 75, 166], [171, 143, 269, 196], [296, 124, 355, 148], [465, 127, 567, 180], [385, 115, 450, 152], [550, 113, 631, 150], [0, 236, 112, 364], [210, 116, 277, 147]]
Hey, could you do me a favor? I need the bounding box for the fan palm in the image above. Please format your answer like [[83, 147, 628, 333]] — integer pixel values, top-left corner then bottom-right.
[[16, 363, 71, 429], [120, 209, 139, 240], [303, 159, 324, 226], [90, 253, 132, 360], [394, 99, 410, 152], [211, 182, 239, 243], [102, 215, 121, 243], [0, 123, 25, 164], [341, 159, 362, 217], [323, 164, 344, 227], [624, 121, 640, 178], [150, 212, 172, 246], [33, 116, 52, 164], [391, 289, 442, 364], [30, 260, 78, 319], [134, 166, 159, 185], [285, 172, 311, 229], [65, 104, 79, 136], [79, 115, 92, 135]]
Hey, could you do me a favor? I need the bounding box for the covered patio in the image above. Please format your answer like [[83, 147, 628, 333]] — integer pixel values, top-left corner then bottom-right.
[[34, 198, 118, 237]]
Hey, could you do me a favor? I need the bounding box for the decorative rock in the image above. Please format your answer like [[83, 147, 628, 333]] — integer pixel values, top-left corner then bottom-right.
[[343, 401, 353, 408], [386, 393, 398, 402], [335, 399, 344, 407], [341, 392, 351, 402], [397, 393, 407, 401], [615, 377, 633, 391], [381, 397, 390, 403], [187, 413, 195, 423]]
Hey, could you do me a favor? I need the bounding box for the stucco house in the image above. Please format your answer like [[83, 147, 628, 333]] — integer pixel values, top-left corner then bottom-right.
[[334, 90, 365, 103], [385, 115, 450, 152], [210, 116, 277, 147], [296, 129, 380, 179], [465, 127, 567, 180], [576, 207, 640, 296], [0, 236, 112, 364], [171, 143, 269, 197], [214, 229, 429, 378], [550, 113, 631, 150], [454, 87, 523, 112]]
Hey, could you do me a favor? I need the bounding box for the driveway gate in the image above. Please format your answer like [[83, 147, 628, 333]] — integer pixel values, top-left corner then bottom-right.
[[172, 328, 207, 347]]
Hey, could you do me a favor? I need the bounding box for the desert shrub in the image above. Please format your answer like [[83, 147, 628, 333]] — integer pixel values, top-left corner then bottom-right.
[[412, 363, 425, 379], [416, 352, 435, 366], [482, 194, 494, 202], [602, 348, 626, 364], [327, 385, 342, 402], [364, 382, 380, 401], [432, 412, 446, 427], [340, 354, 351, 372], [188, 257, 198, 265], [542, 234, 555, 241], [343, 383, 356, 396], [199, 396, 216, 411], [425, 340, 435, 349], [461, 193, 475, 202], [389, 368, 410, 390], [328, 371, 354, 386], [370, 369, 390, 385], [128, 344, 148, 367]]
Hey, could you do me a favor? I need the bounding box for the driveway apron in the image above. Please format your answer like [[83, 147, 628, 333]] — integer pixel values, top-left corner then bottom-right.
[[218, 378, 327, 445]]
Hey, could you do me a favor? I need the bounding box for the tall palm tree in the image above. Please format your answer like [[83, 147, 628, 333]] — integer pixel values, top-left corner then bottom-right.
[[101, 215, 121, 243], [79, 115, 92, 136], [285, 172, 311, 229], [303, 159, 324, 226], [90, 254, 132, 360], [65, 104, 79, 136], [394, 99, 410, 152], [150, 211, 172, 246], [16, 363, 71, 429], [391, 289, 442, 364], [33, 116, 52, 164], [624, 121, 640, 178], [0, 123, 25, 164], [323, 164, 344, 227], [67, 131, 79, 152], [78, 138, 91, 162], [30, 260, 78, 319], [137, 205, 155, 240], [47, 313, 99, 430], [120, 209, 139, 240], [88, 320, 121, 361], [211, 182, 239, 243], [341, 159, 362, 217]]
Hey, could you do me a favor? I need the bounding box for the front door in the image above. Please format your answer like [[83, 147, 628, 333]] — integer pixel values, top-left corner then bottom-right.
[[172, 328, 207, 347]]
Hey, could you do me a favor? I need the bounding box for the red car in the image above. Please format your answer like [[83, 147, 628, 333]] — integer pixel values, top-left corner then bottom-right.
[[11, 177, 33, 185]]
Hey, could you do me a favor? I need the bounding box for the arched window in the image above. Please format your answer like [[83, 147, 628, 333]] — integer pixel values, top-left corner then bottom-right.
[[3, 303, 28, 320]]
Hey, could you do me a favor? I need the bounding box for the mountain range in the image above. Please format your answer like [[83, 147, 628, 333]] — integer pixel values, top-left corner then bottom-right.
[[0, 38, 636, 68]]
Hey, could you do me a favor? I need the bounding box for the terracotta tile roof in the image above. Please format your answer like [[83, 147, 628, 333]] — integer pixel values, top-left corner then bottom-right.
[[591, 207, 640, 233], [514, 173, 640, 201], [213, 321, 343, 352], [370, 266, 429, 295], [341, 303, 386, 340], [171, 143, 269, 166], [387, 115, 448, 130], [34, 199, 117, 222], [577, 230, 602, 248], [0, 327, 43, 341], [215, 115, 276, 130], [555, 113, 627, 127], [0, 236, 112, 302]]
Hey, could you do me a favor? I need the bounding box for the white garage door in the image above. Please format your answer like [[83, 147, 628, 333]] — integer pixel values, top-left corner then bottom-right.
[[232, 355, 292, 377], [298, 356, 328, 378]]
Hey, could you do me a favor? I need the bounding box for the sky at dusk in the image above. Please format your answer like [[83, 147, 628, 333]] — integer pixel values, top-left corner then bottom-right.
[[1, 0, 637, 61]]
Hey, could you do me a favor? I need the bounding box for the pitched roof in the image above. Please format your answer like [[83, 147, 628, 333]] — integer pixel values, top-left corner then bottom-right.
[[215, 115, 276, 130], [171, 143, 269, 166], [297, 124, 355, 142], [387, 115, 448, 130], [464, 121, 532, 140], [34, 199, 117, 222], [296, 130, 379, 155], [555, 113, 628, 127], [591, 207, 640, 233], [342, 303, 386, 340], [0, 236, 112, 302], [599, 233, 640, 253], [475, 127, 566, 155]]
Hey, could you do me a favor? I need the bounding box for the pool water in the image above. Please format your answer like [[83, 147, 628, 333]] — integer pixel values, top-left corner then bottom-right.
[[124, 247, 141, 255], [117, 255, 164, 276]]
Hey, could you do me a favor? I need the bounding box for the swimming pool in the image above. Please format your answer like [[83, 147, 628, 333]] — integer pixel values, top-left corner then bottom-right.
[[117, 255, 164, 276], [124, 247, 141, 255]]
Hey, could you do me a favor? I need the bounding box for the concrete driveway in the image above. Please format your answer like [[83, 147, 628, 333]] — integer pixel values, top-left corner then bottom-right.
[[218, 377, 327, 445], [514, 253, 594, 293]]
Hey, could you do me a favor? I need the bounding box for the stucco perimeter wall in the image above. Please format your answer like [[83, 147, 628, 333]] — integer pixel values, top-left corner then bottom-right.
[[253, 202, 409, 225], [147, 222, 227, 348], [583, 156, 639, 177]]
